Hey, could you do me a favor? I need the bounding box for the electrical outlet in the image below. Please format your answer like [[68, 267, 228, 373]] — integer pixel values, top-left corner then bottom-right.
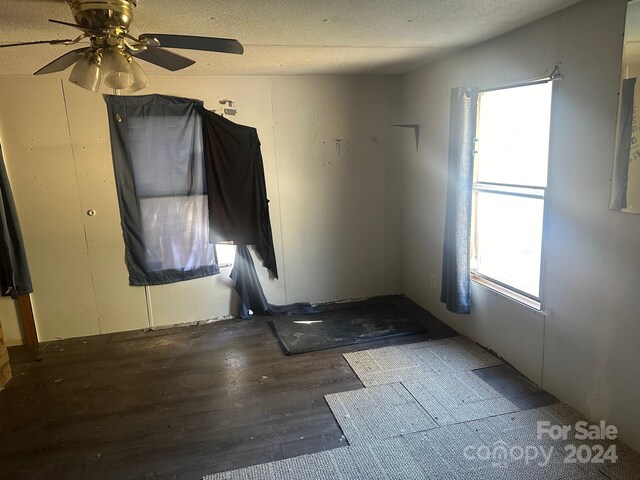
[[430, 274, 436, 289]]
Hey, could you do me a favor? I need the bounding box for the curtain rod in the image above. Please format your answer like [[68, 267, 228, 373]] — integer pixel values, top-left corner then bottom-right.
[[479, 65, 562, 93]]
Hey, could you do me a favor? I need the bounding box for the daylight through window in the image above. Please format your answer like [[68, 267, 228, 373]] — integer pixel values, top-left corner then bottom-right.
[[471, 82, 553, 301]]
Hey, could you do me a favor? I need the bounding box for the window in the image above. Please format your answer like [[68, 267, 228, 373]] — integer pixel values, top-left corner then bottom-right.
[[215, 243, 236, 268], [470, 82, 553, 305]]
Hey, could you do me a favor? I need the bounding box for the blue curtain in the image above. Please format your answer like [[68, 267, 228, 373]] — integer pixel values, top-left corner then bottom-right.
[[440, 86, 478, 314], [104, 94, 220, 286], [0, 145, 32, 298]]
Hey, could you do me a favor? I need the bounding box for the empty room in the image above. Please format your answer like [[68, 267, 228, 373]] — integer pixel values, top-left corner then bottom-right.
[[1, 0, 639, 478]]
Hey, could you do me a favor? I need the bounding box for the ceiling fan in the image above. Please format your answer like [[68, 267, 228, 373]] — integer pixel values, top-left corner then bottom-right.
[[0, 0, 244, 93]]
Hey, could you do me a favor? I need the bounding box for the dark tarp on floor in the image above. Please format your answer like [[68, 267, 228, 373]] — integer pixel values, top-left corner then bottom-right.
[[0, 145, 32, 298], [268, 301, 427, 355], [199, 107, 278, 278], [105, 94, 219, 286]]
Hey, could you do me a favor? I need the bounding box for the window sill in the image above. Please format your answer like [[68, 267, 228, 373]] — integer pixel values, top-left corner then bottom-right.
[[471, 274, 541, 311]]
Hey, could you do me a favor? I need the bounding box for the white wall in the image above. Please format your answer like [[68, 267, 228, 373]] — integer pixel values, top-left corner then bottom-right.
[[0, 74, 402, 344], [401, 0, 640, 451]]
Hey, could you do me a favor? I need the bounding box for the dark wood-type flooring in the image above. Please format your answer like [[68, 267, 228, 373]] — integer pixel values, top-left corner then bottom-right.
[[0, 296, 551, 480], [0, 297, 455, 479]]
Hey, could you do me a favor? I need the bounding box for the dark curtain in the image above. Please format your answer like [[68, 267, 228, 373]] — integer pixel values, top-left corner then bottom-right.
[[105, 93, 286, 318], [610, 77, 636, 210], [440, 86, 478, 314], [105, 94, 219, 286], [0, 145, 32, 298], [199, 107, 278, 278], [231, 245, 316, 319]]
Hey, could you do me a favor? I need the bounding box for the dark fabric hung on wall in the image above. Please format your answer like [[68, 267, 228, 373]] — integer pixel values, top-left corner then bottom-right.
[[0, 146, 32, 298], [105, 94, 219, 286], [199, 107, 279, 278], [231, 245, 316, 319], [440, 86, 479, 314], [610, 77, 636, 210]]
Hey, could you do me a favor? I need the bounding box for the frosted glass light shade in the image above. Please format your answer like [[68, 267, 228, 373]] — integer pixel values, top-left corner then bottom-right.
[[119, 57, 148, 93], [101, 48, 134, 89], [68, 50, 101, 92]]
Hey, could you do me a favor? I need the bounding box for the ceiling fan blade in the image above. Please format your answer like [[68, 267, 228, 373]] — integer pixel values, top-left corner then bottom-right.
[[133, 47, 195, 72], [139, 34, 244, 55], [34, 47, 88, 75], [0, 39, 74, 48], [49, 19, 103, 36]]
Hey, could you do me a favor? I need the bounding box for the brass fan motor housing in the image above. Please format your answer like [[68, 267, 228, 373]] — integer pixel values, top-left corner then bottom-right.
[[67, 0, 138, 32]]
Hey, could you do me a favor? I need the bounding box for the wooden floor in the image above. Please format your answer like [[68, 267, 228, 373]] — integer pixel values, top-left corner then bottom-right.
[[0, 297, 457, 480]]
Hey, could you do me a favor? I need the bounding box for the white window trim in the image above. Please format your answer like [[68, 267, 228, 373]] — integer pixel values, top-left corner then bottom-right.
[[470, 80, 554, 309], [471, 273, 542, 311]]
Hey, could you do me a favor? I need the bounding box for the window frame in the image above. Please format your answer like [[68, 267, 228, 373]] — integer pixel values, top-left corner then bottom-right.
[[470, 80, 554, 308]]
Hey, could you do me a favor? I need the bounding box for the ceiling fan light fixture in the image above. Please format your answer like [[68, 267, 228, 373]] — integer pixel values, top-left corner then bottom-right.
[[68, 50, 101, 92], [101, 47, 135, 89], [11, 0, 244, 93]]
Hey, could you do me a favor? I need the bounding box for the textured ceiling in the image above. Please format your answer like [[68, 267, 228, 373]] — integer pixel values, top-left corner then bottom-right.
[[0, 0, 583, 76]]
